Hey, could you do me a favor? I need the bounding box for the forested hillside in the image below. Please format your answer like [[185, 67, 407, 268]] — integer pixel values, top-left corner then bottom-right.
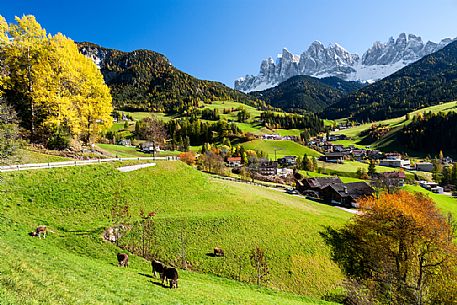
[[249, 75, 349, 113], [78, 42, 265, 113], [318, 77, 365, 93], [325, 40, 457, 121], [399, 111, 457, 154]]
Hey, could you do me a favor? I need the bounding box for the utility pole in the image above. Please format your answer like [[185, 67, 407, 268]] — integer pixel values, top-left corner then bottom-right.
[[274, 148, 282, 162]]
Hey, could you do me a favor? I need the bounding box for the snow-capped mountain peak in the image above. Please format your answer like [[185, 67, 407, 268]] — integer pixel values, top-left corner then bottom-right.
[[234, 33, 454, 92]]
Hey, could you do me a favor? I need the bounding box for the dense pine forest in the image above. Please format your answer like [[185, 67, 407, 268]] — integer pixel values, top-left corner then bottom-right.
[[260, 111, 325, 134], [166, 118, 242, 148], [399, 111, 457, 155], [250, 75, 349, 113]]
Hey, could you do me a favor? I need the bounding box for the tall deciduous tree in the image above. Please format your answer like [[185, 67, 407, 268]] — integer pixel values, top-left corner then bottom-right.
[[322, 191, 457, 305], [0, 15, 112, 146], [137, 116, 167, 153]]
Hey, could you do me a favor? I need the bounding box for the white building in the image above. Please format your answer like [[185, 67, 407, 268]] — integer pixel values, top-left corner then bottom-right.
[[379, 157, 410, 168]]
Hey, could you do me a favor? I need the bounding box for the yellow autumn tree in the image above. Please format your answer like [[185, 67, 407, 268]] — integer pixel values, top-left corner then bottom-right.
[[0, 15, 48, 137], [0, 15, 112, 147]]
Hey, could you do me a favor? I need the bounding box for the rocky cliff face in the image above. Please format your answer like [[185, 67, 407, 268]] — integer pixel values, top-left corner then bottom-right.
[[235, 34, 453, 92]]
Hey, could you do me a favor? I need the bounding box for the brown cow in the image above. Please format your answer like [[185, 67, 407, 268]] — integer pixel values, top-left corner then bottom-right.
[[151, 259, 165, 278], [117, 253, 129, 267], [160, 267, 178, 288], [214, 247, 224, 257], [31, 225, 48, 239]]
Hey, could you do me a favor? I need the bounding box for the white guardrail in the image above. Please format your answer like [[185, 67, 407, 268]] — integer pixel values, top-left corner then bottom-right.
[[0, 156, 179, 172]]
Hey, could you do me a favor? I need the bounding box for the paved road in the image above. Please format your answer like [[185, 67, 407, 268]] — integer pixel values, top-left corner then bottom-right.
[[0, 156, 178, 172], [117, 163, 156, 172]]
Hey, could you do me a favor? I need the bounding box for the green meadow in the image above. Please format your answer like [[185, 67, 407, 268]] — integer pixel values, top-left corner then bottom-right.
[[0, 161, 349, 304], [242, 140, 321, 159]]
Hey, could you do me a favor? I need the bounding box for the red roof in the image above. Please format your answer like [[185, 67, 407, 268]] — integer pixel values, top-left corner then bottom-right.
[[227, 157, 241, 162]]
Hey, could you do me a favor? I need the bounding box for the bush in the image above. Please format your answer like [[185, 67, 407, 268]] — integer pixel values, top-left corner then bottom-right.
[[47, 131, 71, 150], [179, 151, 196, 165]]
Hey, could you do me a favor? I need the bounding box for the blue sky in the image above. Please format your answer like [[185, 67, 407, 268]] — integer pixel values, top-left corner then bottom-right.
[[2, 0, 457, 86]]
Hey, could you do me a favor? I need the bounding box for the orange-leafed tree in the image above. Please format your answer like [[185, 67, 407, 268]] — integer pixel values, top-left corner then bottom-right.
[[322, 191, 457, 305], [178, 151, 196, 165]]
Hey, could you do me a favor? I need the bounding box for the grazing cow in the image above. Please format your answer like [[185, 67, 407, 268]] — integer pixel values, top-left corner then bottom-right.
[[31, 225, 48, 239], [160, 267, 179, 288], [117, 253, 129, 267], [214, 247, 224, 257], [151, 259, 165, 278]]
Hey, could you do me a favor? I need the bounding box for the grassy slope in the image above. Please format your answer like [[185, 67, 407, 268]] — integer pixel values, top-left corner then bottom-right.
[[126, 100, 304, 136], [332, 101, 457, 154], [0, 162, 349, 303], [2, 149, 71, 165], [0, 232, 333, 305], [242, 140, 321, 159], [403, 185, 457, 217], [96, 144, 181, 158]]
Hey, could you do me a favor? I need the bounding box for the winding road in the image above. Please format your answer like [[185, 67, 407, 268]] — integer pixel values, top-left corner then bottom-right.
[[0, 156, 178, 172]]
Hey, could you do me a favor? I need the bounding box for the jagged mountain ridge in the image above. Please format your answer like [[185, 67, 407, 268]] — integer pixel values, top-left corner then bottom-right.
[[235, 33, 453, 92], [324, 40, 457, 121], [77, 42, 261, 112]]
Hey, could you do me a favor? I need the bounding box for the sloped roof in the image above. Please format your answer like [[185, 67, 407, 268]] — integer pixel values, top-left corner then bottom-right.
[[327, 182, 374, 199], [305, 177, 342, 189], [324, 152, 345, 157]]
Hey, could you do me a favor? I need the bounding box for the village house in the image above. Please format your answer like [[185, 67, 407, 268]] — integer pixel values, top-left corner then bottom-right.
[[296, 176, 343, 193], [379, 154, 410, 168], [351, 149, 367, 161], [419, 181, 444, 194], [262, 134, 282, 140], [250, 161, 278, 176], [320, 182, 375, 208], [377, 171, 406, 187], [366, 149, 384, 159], [327, 134, 347, 141], [319, 152, 345, 163], [277, 168, 293, 178], [332, 144, 345, 152], [295, 176, 374, 208], [226, 157, 242, 167], [321, 143, 334, 152], [117, 139, 131, 146], [277, 155, 297, 167], [140, 142, 160, 154], [415, 162, 434, 172]]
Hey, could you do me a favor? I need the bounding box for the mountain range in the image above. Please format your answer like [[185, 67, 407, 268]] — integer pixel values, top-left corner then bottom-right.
[[77, 42, 261, 113], [235, 33, 453, 92], [324, 39, 457, 121]]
